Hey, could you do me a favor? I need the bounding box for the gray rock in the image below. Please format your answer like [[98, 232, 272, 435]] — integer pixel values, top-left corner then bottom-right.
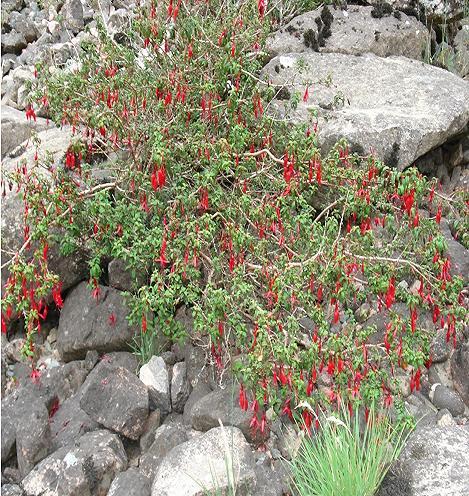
[[108, 257, 146, 292], [254, 459, 291, 496], [60, 0, 84, 33], [140, 409, 162, 452], [108, 8, 129, 34], [139, 356, 171, 415], [440, 218, 469, 283], [454, 23, 469, 78], [1, 31, 27, 55], [7, 11, 39, 43], [267, 5, 428, 61], [190, 386, 259, 443], [140, 424, 188, 482], [451, 339, 469, 406], [49, 394, 100, 450], [183, 382, 212, 425], [430, 328, 451, 363], [99, 351, 139, 374], [384, 425, 469, 496], [16, 399, 52, 477], [1, 105, 52, 158], [21, 430, 127, 496], [1, 0, 24, 20], [184, 342, 209, 387], [2, 53, 17, 75], [3, 337, 25, 363], [261, 52, 469, 169], [107, 468, 151, 496], [57, 282, 137, 361], [1, 485, 24, 496], [171, 361, 191, 413], [1, 360, 88, 463], [151, 426, 256, 496], [80, 362, 149, 440], [430, 383, 465, 416]]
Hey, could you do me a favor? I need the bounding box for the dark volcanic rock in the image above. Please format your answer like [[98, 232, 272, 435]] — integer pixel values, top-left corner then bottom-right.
[[57, 282, 137, 361], [80, 362, 149, 440]]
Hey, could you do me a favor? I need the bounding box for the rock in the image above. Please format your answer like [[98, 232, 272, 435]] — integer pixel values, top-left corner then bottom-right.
[[108, 257, 146, 292], [436, 408, 457, 427], [56, 282, 137, 361], [140, 424, 188, 482], [108, 8, 129, 34], [140, 409, 162, 452], [454, 23, 469, 78], [440, 218, 469, 283], [2, 53, 17, 75], [267, 5, 428, 61], [1, 0, 24, 20], [261, 52, 469, 169], [171, 361, 191, 413], [430, 383, 465, 416], [273, 420, 303, 459], [1, 360, 88, 463], [451, 340, 469, 405], [184, 342, 209, 387], [254, 459, 291, 496], [60, 0, 84, 33], [430, 328, 451, 363], [151, 426, 256, 496], [183, 382, 212, 425], [21, 430, 127, 496], [49, 394, 100, 450], [382, 425, 469, 496], [1, 66, 34, 108], [1, 485, 24, 496], [16, 399, 52, 477], [1, 31, 27, 55], [99, 351, 139, 374], [190, 386, 260, 443], [7, 11, 39, 43], [107, 468, 151, 496], [139, 356, 171, 415], [80, 362, 149, 440], [3, 338, 25, 363]]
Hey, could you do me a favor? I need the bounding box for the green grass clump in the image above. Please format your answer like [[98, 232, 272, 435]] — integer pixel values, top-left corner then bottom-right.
[[290, 406, 409, 496]]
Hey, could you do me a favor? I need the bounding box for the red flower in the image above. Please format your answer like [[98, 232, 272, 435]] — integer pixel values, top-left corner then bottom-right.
[[239, 385, 248, 411], [385, 277, 395, 309], [52, 282, 64, 309]]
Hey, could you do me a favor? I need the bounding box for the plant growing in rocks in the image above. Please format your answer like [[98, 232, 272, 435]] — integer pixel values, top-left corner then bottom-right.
[[1, 0, 467, 433]]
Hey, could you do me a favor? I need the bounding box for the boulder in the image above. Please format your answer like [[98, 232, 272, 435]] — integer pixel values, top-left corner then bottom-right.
[[151, 426, 256, 496], [140, 424, 188, 482], [254, 459, 291, 496], [380, 425, 469, 496], [107, 468, 151, 496], [99, 351, 139, 374], [451, 339, 469, 405], [108, 257, 146, 292], [454, 22, 469, 78], [139, 356, 171, 415], [261, 52, 469, 169], [171, 361, 192, 413], [60, 0, 84, 33], [1, 360, 88, 463], [49, 394, 100, 450], [56, 282, 137, 361], [429, 328, 452, 363], [139, 409, 162, 452], [1, 485, 24, 496], [7, 11, 39, 43], [429, 383, 465, 416], [1, 31, 27, 55], [190, 386, 258, 443], [267, 5, 428, 61], [80, 362, 149, 440], [21, 430, 127, 496], [1, 105, 51, 158], [183, 382, 212, 425], [16, 399, 52, 477], [440, 218, 469, 283]]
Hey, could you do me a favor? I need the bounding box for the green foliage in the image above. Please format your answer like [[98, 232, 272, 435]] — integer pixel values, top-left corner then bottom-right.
[[289, 405, 410, 496], [1, 0, 466, 430]]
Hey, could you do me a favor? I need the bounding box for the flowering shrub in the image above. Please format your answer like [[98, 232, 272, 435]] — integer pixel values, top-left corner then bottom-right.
[[1, 0, 466, 431]]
